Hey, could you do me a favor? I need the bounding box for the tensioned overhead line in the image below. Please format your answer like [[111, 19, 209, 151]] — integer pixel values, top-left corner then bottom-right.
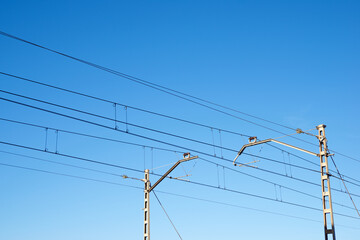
[[0, 89, 342, 180], [199, 157, 357, 210], [2, 92, 360, 188], [1, 95, 360, 191], [0, 118, 181, 154], [1, 160, 359, 230], [0, 30, 347, 157], [2, 30, 360, 229], [0, 94, 350, 184], [0, 31, 360, 216], [0, 90, 251, 155], [0, 109, 359, 199], [3, 149, 359, 218], [0, 141, 358, 221], [0, 32, 358, 164], [0, 161, 143, 189], [3, 73, 358, 185], [0, 121, 356, 211], [0, 90, 321, 173], [0, 31, 296, 133], [0, 72, 250, 138], [0, 160, 180, 239], [0, 150, 139, 179], [0, 149, 320, 206], [0, 71, 334, 171], [0, 141, 321, 211]]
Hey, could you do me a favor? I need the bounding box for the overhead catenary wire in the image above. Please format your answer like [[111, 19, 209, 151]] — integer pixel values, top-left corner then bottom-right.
[[0, 143, 358, 221], [0, 148, 319, 207], [0, 29, 360, 234], [2, 97, 360, 198], [2, 138, 355, 212], [0, 31, 336, 153], [3, 72, 358, 180], [2, 107, 360, 199], [0, 32, 359, 163], [0, 161, 142, 190], [0, 89, 251, 155], [0, 71, 250, 138], [0, 118, 180, 154], [0, 31, 299, 134], [0, 93, 339, 179], [1, 160, 359, 230], [3, 93, 360, 188], [0, 139, 144, 174], [0, 119, 332, 195], [2, 72, 359, 181], [1, 72, 337, 175], [0, 149, 135, 179], [1, 138, 360, 219], [199, 157, 357, 211], [4, 118, 360, 208], [3, 146, 186, 236], [0, 95, 336, 180], [266, 142, 360, 184]]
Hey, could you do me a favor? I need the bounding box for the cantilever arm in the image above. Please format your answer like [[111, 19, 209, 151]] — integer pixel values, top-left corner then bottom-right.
[[148, 156, 198, 192], [233, 139, 319, 165]]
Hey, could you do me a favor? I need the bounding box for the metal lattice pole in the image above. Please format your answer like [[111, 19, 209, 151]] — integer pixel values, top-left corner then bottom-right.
[[233, 124, 338, 240], [317, 124, 336, 240], [142, 154, 198, 240], [144, 169, 150, 240]]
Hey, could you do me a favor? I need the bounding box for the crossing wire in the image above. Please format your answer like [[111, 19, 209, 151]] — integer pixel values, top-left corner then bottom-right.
[[0, 118, 180, 154], [199, 157, 357, 211], [0, 71, 329, 173], [0, 122, 353, 212], [1, 160, 359, 230], [1, 97, 360, 197], [0, 95, 331, 180], [0, 31, 297, 133], [0, 141, 358, 221], [0, 161, 142, 190], [0, 32, 359, 163], [0, 93, 334, 178], [0, 149, 136, 179], [1, 29, 360, 232], [0, 118, 332, 192], [0, 71, 250, 138], [2, 148, 358, 218], [0, 31, 337, 155], [2, 94, 360, 188], [4, 117, 358, 205], [0, 137, 357, 219], [0, 104, 360, 197], [2, 71, 359, 180]]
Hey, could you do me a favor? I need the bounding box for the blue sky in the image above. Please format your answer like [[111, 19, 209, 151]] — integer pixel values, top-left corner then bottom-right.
[[0, 1, 359, 239]]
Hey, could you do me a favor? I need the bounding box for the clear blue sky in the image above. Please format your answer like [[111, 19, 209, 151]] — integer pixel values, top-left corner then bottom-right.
[[0, 1, 359, 239]]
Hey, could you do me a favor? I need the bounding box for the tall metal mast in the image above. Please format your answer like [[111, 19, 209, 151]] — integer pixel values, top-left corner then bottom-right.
[[232, 124, 336, 240], [317, 124, 335, 240], [143, 153, 198, 240], [143, 169, 151, 240]]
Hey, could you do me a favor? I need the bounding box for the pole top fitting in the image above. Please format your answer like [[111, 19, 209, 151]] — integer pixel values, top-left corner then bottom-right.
[[249, 136, 257, 143], [183, 152, 190, 159], [316, 124, 326, 130]]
